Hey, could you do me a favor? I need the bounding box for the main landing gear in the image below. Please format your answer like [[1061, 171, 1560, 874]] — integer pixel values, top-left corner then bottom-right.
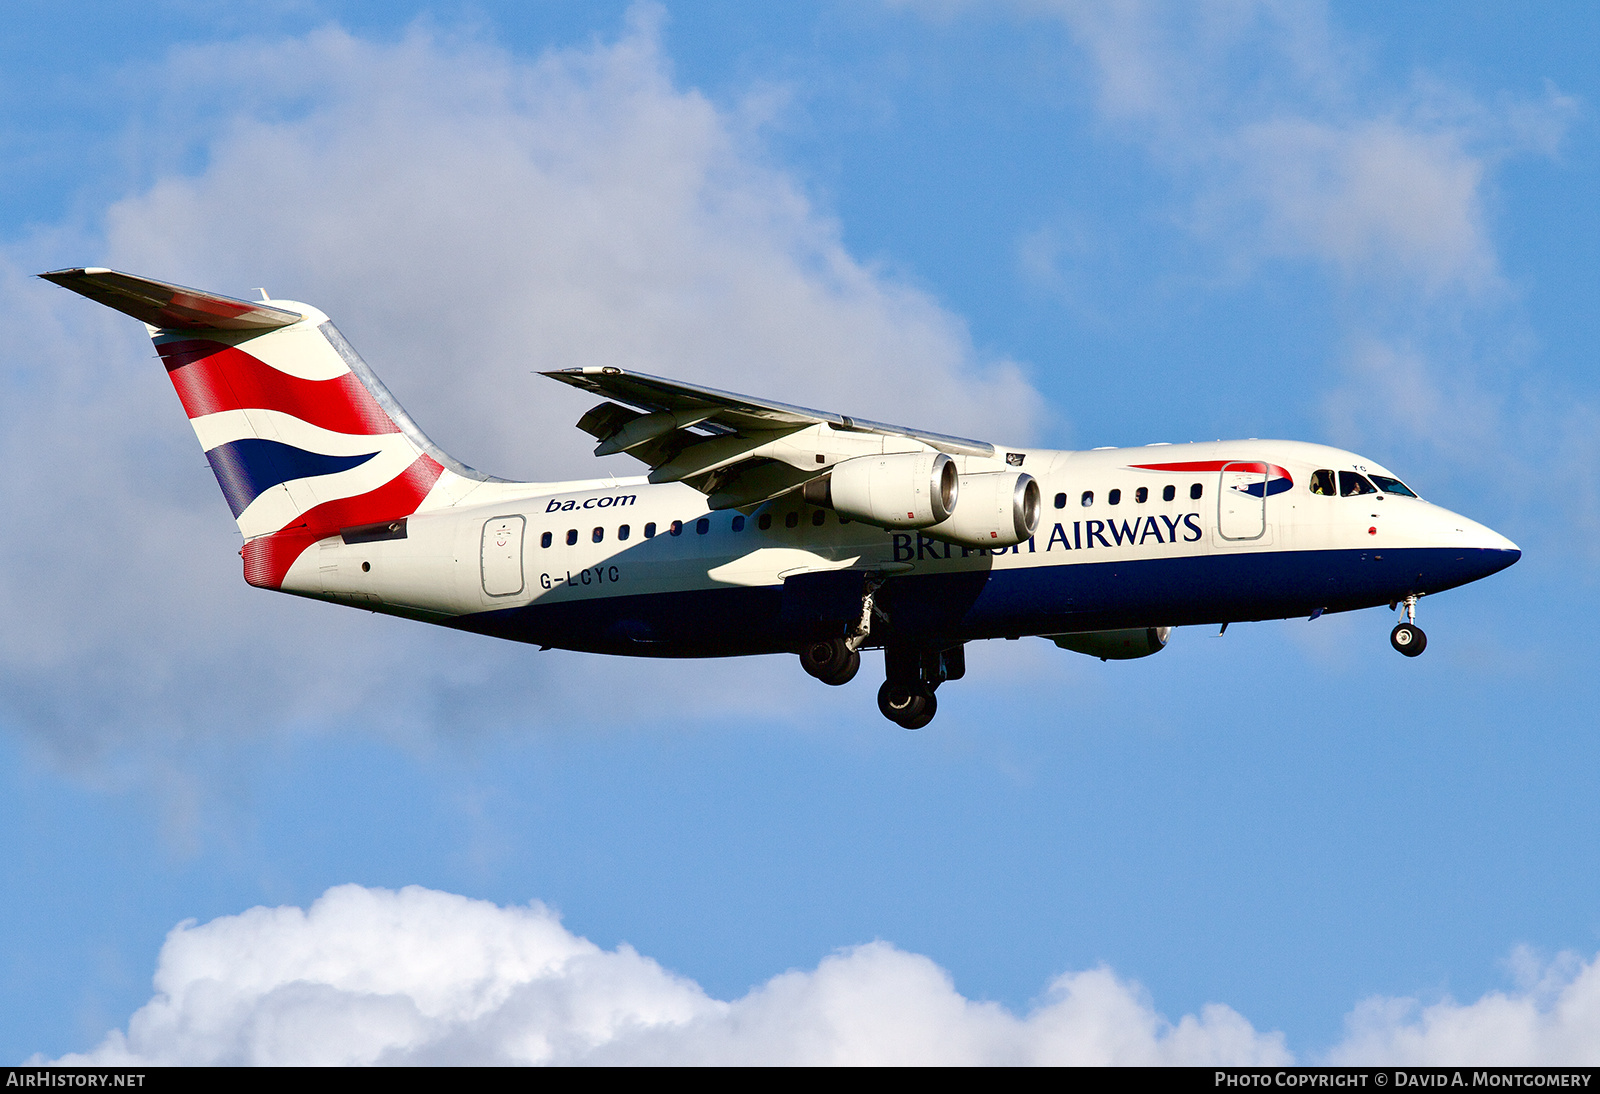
[[1390, 594, 1427, 657], [877, 644, 964, 730], [793, 577, 963, 729]]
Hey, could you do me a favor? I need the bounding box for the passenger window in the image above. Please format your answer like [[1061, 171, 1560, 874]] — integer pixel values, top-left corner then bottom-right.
[[540, 531, 552, 549], [1370, 475, 1418, 498], [1163, 485, 1176, 502], [696, 518, 710, 535], [1310, 470, 1336, 496], [811, 510, 825, 526], [566, 529, 578, 546], [618, 524, 630, 541], [1135, 487, 1148, 504], [1108, 489, 1121, 506], [1054, 492, 1067, 510], [1081, 490, 1094, 507], [1190, 483, 1203, 500], [785, 511, 799, 529], [759, 513, 772, 530], [644, 522, 656, 538], [592, 527, 603, 543], [1339, 471, 1377, 497], [732, 515, 746, 532], [670, 520, 683, 536]]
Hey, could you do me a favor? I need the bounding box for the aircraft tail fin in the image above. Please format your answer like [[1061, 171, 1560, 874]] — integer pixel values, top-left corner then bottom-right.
[[41, 268, 496, 590]]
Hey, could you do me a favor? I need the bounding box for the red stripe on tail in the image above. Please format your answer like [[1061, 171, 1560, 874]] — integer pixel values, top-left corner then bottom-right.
[[241, 454, 445, 589], [158, 340, 400, 437]]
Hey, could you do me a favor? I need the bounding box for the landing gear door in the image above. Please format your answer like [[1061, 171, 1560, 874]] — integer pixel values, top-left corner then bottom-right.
[[1218, 462, 1267, 541], [481, 515, 526, 597]]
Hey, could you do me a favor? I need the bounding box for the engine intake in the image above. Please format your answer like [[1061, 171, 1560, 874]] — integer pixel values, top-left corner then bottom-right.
[[924, 471, 1040, 548], [802, 452, 957, 528]]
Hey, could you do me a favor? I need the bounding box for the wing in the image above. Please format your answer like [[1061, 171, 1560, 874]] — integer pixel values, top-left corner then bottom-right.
[[543, 367, 995, 509]]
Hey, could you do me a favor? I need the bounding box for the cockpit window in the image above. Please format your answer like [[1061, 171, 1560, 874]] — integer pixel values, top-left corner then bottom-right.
[[1339, 471, 1377, 497], [1370, 474, 1418, 498], [1310, 470, 1336, 496]]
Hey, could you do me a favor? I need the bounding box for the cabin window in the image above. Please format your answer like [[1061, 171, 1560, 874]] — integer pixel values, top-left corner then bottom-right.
[[785, 511, 799, 529], [1371, 475, 1418, 498], [592, 527, 604, 543], [812, 510, 826, 526], [540, 531, 552, 549], [1108, 489, 1122, 506], [759, 513, 772, 530], [618, 524, 630, 541], [1135, 487, 1148, 504], [1163, 485, 1176, 502], [1339, 471, 1377, 497], [644, 522, 656, 538], [566, 529, 578, 546], [670, 520, 683, 536], [1190, 483, 1203, 500], [732, 515, 746, 532], [1310, 470, 1336, 496], [1081, 490, 1094, 507], [696, 518, 710, 535], [1054, 492, 1067, 509]]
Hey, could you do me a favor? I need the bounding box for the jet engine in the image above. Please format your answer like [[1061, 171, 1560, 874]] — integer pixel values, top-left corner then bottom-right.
[[1050, 627, 1171, 660], [802, 452, 957, 528], [924, 471, 1040, 548]]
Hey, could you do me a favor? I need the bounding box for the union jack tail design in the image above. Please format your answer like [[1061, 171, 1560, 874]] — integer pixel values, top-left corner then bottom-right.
[[40, 269, 495, 589]]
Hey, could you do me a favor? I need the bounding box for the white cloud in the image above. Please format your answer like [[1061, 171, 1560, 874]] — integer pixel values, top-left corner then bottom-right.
[[1327, 947, 1600, 1066], [0, 10, 1040, 773], [46, 883, 1290, 1066], [45, 884, 1600, 1065]]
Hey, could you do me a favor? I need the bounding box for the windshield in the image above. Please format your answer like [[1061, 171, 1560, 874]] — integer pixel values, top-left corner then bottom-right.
[[1338, 471, 1377, 497], [1370, 474, 1419, 498]]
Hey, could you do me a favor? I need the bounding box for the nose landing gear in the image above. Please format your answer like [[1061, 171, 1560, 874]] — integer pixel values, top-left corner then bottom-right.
[[1390, 595, 1427, 657]]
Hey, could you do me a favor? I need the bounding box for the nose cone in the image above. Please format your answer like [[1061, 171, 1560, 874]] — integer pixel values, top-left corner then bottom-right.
[[1437, 508, 1520, 581]]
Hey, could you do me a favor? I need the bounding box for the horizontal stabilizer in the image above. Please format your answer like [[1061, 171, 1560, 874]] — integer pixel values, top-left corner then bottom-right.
[[38, 268, 302, 331]]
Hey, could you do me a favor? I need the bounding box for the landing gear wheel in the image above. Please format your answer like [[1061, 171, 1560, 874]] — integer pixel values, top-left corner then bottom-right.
[[877, 682, 936, 729], [801, 639, 858, 685], [1390, 622, 1427, 657], [821, 648, 860, 686]]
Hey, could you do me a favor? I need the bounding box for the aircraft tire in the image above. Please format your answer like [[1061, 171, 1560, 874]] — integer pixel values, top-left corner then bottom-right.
[[1390, 622, 1427, 657], [801, 638, 852, 681], [820, 648, 860, 687], [899, 691, 936, 730], [878, 681, 934, 729]]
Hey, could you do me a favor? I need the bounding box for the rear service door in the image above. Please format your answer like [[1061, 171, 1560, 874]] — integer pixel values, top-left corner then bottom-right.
[[481, 515, 526, 596], [1218, 463, 1267, 541]]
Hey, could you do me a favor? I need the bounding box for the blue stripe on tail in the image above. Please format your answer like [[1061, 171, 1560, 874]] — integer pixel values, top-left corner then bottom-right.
[[205, 438, 379, 517]]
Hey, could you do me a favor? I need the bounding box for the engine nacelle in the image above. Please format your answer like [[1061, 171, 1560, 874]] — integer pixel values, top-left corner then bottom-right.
[[1050, 627, 1171, 661], [802, 452, 957, 528], [923, 471, 1040, 548]]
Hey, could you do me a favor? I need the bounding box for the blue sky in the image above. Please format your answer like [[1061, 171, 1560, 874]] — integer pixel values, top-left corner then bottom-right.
[[2, 0, 1598, 1065]]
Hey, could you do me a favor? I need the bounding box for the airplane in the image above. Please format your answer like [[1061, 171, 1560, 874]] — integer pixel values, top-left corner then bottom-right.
[[41, 268, 1521, 728]]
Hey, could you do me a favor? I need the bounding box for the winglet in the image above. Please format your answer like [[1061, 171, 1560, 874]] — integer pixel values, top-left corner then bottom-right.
[[39, 267, 303, 331]]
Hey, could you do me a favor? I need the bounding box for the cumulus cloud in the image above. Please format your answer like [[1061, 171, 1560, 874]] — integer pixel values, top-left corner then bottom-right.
[[48, 884, 1289, 1066], [0, 10, 1039, 771], [1327, 947, 1600, 1066], [45, 884, 1600, 1065]]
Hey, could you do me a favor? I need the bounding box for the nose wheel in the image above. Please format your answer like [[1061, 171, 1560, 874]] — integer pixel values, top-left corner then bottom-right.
[[1390, 595, 1426, 657]]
